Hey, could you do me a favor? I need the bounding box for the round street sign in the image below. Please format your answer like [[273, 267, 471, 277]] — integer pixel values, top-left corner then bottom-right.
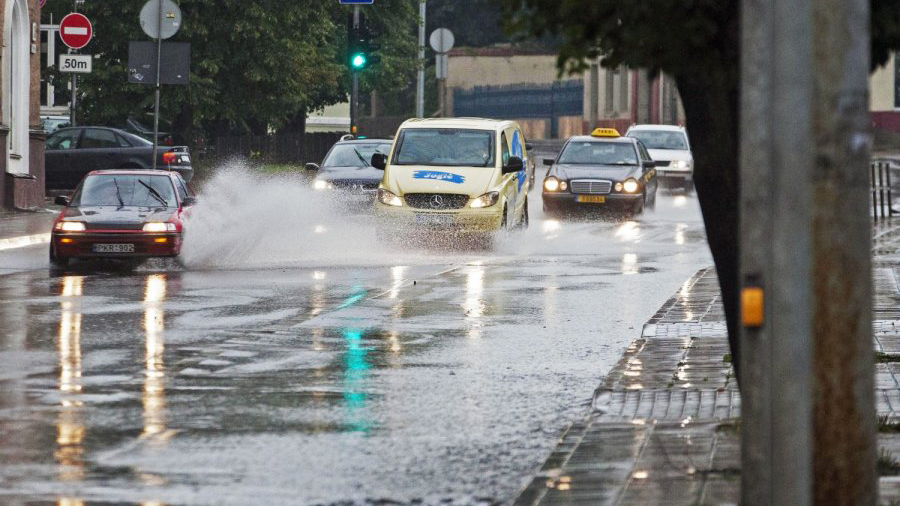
[[429, 28, 455, 53], [140, 0, 182, 40], [59, 13, 93, 50]]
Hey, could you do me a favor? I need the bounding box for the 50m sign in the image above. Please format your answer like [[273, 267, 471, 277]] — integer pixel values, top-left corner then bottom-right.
[[59, 54, 92, 73]]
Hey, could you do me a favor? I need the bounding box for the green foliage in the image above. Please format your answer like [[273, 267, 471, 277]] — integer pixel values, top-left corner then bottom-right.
[[42, 0, 417, 139]]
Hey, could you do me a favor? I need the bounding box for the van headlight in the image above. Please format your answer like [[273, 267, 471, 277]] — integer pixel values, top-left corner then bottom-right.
[[470, 191, 499, 208], [622, 179, 640, 193], [143, 222, 176, 232], [377, 188, 403, 207]]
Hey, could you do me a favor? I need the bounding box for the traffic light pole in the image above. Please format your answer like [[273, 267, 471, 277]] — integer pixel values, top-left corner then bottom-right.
[[350, 5, 360, 135]]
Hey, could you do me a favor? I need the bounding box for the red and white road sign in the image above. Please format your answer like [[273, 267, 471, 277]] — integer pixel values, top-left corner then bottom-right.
[[59, 13, 93, 50]]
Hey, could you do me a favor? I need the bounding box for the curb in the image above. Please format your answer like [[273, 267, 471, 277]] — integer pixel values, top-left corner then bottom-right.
[[0, 233, 51, 251]]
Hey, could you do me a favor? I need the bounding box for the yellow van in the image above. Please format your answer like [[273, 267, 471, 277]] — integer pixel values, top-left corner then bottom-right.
[[371, 118, 531, 234]]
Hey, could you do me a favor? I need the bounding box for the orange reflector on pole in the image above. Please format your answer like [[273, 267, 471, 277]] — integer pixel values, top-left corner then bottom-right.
[[741, 286, 765, 327]]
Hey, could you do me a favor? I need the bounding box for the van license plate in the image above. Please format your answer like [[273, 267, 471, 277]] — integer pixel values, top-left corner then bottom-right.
[[415, 214, 453, 225], [576, 195, 606, 203], [93, 243, 135, 253]]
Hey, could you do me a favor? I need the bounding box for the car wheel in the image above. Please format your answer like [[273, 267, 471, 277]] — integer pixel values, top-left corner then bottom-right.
[[501, 205, 509, 230], [49, 244, 69, 269], [520, 197, 530, 229]]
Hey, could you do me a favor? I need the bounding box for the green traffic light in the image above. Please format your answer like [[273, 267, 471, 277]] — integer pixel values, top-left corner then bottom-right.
[[351, 53, 367, 69]]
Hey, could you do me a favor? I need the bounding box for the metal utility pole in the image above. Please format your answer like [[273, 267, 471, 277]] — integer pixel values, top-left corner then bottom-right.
[[811, 0, 876, 502], [739, 0, 813, 502], [70, 0, 78, 127], [351, 5, 360, 133], [416, 0, 425, 118], [151, 0, 162, 170]]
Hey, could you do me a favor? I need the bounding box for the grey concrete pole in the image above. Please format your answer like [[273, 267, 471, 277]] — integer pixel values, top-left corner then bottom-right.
[[811, 0, 877, 502], [588, 62, 599, 129], [416, 0, 425, 118], [740, 0, 813, 502]]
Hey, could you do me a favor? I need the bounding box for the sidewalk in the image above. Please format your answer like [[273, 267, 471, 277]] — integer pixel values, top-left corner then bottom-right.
[[514, 226, 900, 505], [0, 208, 57, 251]]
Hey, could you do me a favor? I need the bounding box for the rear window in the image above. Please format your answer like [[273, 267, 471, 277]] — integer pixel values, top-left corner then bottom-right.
[[627, 130, 688, 150], [72, 175, 177, 208]]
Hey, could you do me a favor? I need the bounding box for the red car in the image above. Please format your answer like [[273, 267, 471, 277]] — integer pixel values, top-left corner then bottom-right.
[[50, 169, 195, 267]]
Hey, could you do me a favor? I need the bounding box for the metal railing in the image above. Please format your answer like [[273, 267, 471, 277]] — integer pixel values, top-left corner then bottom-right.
[[871, 160, 896, 221]]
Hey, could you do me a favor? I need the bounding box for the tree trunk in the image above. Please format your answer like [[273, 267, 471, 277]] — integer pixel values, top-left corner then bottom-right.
[[676, 72, 742, 381]]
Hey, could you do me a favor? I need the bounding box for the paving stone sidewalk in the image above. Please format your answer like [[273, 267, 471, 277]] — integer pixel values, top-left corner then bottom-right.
[[514, 224, 900, 506]]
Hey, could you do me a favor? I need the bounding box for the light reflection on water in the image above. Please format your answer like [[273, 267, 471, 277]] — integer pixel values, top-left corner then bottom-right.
[[463, 264, 486, 339], [56, 275, 84, 490], [142, 274, 168, 441], [342, 328, 373, 433]]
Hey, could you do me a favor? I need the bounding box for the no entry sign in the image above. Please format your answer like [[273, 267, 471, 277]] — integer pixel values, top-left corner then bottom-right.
[[59, 13, 93, 49]]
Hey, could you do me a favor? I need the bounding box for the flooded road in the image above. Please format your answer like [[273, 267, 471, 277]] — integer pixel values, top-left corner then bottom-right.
[[0, 171, 711, 505]]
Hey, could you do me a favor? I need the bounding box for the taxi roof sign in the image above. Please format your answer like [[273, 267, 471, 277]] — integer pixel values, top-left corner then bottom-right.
[[591, 128, 620, 138]]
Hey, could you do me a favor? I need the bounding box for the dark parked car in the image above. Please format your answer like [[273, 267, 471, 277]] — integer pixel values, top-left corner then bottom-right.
[[45, 126, 193, 190], [50, 169, 195, 267]]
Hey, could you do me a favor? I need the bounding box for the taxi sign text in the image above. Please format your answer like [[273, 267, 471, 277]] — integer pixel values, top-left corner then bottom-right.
[[591, 127, 620, 138]]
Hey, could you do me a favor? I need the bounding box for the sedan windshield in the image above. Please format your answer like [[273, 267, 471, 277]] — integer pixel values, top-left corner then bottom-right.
[[322, 143, 392, 168], [393, 129, 494, 167], [73, 175, 177, 207], [558, 141, 638, 165], [628, 130, 688, 150]]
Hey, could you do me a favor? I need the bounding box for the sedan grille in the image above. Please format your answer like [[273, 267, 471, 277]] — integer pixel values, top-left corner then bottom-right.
[[570, 180, 613, 195], [404, 193, 469, 210], [331, 180, 378, 191]]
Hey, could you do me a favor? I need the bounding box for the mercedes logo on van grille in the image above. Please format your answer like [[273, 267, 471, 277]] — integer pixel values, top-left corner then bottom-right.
[[429, 195, 445, 209]]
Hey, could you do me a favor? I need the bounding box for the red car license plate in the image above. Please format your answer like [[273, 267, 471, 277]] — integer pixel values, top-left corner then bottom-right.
[[93, 243, 135, 253]]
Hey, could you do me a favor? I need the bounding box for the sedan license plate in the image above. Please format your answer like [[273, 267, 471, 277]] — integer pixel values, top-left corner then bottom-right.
[[93, 243, 135, 253], [576, 195, 606, 204], [415, 214, 454, 226]]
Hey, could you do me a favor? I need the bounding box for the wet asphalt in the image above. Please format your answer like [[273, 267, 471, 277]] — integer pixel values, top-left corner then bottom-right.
[[0, 173, 712, 505]]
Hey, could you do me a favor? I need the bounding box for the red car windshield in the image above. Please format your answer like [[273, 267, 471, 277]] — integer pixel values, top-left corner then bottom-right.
[[72, 175, 177, 208]]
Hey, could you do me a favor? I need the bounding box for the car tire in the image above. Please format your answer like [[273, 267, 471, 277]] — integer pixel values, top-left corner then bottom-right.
[[501, 205, 509, 230], [520, 197, 530, 229], [49, 244, 69, 270]]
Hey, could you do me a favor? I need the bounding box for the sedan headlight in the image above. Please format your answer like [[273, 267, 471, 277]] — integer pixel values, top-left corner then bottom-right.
[[470, 191, 500, 208], [55, 221, 86, 232], [672, 160, 689, 169], [142, 222, 176, 232], [377, 188, 403, 207], [622, 179, 640, 193], [313, 179, 333, 190], [543, 177, 560, 192]]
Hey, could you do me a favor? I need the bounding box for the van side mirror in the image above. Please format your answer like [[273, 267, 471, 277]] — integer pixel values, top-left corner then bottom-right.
[[371, 153, 387, 170], [543, 158, 555, 166], [502, 156, 524, 174], [305, 163, 319, 171], [54, 196, 69, 206]]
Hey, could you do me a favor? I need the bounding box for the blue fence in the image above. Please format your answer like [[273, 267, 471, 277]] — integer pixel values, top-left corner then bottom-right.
[[453, 80, 583, 137]]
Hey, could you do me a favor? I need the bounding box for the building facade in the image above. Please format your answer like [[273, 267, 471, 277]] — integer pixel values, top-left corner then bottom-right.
[[1, 0, 44, 210]]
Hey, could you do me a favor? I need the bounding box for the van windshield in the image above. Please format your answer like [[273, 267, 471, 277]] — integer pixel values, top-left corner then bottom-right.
[[392, 129, 495, 167]]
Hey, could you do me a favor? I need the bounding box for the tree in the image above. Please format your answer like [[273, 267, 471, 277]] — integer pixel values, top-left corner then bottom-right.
[[43, 0, 418, 142], [499, 0, 900, 379]]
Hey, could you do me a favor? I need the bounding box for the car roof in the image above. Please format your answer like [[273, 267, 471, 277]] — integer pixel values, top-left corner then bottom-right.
[[52, 125, 132, 135], [566, 135, 637, 144], [87, 169, 176, 177], [338, 138, 392, 144], [627, 124, 686, 132], [398, 117, 518, 131]]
